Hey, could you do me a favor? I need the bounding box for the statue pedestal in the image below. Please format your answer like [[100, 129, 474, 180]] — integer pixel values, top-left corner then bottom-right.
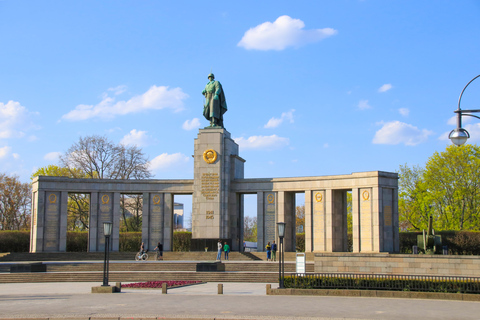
[[191, 128, 244, 250]]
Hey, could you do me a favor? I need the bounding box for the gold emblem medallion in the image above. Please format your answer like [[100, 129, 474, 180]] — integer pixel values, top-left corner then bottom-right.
[[315, 192, 323, 202], [203, 149, 217, 164], [362, 190, 370, 201], [102, 194, 110, 204], [267, 194, 275, 204], [48, 194, 57, 204], [153, 195, 161, 205]]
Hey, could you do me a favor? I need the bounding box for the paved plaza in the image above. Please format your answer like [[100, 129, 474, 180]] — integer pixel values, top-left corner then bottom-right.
[[0, 281, 479, 320]]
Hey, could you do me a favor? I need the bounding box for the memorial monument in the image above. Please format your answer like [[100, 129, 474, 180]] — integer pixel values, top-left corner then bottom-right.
[[30, 74, 399, 254]]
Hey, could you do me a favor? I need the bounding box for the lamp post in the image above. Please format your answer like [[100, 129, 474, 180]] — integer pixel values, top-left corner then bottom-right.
[[449, 74, 480, 146], [102, 221, 113, 287], [277, 222, 286, 289]]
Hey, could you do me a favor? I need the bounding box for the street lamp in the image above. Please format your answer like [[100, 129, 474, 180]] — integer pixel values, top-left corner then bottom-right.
[[277, 222, 286, 289], [449, 74, 480, 146], [102, 221, 113, 287]]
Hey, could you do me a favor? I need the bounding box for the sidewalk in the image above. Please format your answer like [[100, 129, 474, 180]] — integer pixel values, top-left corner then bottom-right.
[[0, 281, 479, 320]]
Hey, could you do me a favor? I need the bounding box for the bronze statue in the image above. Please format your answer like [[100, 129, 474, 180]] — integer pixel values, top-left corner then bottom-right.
[[202, 73, 227, 128]]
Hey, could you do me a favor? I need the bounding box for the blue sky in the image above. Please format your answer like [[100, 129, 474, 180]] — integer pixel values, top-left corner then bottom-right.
[[1, 1, 480, 223]]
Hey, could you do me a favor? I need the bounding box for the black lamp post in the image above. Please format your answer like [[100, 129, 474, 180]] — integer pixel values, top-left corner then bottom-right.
[[449, 74, 480, 146], [277, 222, 286, 289], [102, 221, 113, 287]]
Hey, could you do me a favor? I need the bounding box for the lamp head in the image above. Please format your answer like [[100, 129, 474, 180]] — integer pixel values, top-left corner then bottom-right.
[[449, 128, 470, 146], [277, 222, 286, 238], [103, 221, 113, 237]]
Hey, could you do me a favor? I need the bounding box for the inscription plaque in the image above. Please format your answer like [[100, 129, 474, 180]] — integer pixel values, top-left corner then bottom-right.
[[201, 173, 219, 200]]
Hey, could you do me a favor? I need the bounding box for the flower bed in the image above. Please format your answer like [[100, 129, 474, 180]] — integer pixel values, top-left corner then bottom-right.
[[121, 280, 203, 289]]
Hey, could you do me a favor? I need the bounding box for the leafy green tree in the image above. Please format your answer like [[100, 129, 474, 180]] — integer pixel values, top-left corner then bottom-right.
[[0, 174, 31, 230], [423, 144, 480, 231], [243, 216, 257, 242], [398, 145, 480, 231]]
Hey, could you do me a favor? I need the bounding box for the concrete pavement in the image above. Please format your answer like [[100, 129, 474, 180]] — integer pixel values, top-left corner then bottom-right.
[[0, 281, 479, 320]]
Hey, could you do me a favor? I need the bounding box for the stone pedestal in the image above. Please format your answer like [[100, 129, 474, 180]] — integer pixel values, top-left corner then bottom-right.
[[192, 128, 244, 249]]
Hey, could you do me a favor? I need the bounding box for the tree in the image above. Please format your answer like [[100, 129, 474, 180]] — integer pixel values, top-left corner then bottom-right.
[[0, 174, 31, 230], [59, 135, 152, 180], [398, 145, 480, 231], [296, 205, 305, 233], [243, 216, 257, 242]]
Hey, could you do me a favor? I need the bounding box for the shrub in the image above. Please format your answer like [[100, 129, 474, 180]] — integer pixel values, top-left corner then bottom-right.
[[119, 232, 142, 252], [173, 231, 191, 251], [67, 232, 88, 252], [296, 233, 305, 252], [0, 231, 30, 252]]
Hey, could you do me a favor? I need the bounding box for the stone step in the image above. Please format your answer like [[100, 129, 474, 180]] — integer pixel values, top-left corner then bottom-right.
[[0, 251, 315, 262], [0, 271, 287, 283]]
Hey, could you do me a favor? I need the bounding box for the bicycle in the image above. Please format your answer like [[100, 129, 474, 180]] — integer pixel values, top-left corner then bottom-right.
[[135, 251, 148, 261]]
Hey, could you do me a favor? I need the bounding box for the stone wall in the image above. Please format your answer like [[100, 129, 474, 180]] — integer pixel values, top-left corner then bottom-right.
[[314, 253, 480, 277]]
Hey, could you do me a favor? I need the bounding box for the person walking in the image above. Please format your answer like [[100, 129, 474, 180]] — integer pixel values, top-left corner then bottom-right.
[[266, 242, 272, 261], [272, 240, 277, 262], [224, 242, 230, 260], [216, 240, 222, 261]]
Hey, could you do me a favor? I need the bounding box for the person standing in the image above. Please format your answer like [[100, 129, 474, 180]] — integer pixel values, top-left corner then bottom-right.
[[243, 240, 246, 252], [216, 240, 222, 261], [224, 242, 230, 260], [154, 242, 163, 261], [272, 240, 277, 262], [265, 242, 272, 261]]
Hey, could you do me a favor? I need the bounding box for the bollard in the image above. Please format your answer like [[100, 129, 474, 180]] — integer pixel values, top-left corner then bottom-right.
[[162, 282, 167, 294], [218, 283, 223, 294], [115, 282, 122, 293], [266, 284, 271, 295]]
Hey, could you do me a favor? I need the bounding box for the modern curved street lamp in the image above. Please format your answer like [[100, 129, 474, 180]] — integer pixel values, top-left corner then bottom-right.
[[449, 74, 480, 146]]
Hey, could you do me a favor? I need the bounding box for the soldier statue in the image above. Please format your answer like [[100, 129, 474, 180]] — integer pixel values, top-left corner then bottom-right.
[[202, 73, 227, 128]]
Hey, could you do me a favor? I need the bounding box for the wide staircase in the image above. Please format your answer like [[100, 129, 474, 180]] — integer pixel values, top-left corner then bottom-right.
[[0, 252, 315, 284]]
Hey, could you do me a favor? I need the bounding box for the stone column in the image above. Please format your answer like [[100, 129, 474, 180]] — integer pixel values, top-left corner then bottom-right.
[[147, 193, 164, 251], [351, 188, 360, 253], [44, 191, 61, 252], [312, 190, 326, 252], [30, 190, 45, 252], [279, 192, 295, 252], [164, 193, 173, 251], [112, 192, 121, 252], [359, 188, 374, 252], [304, 190, 312, 252], [372, 187, 381, 252], [257, 191, 264, 252], [89, 192, 98, 252], [264, 192, 277, 252], [97, 192, 114, 252], [59, 191, 69, 252], [325, 189, 333, 252]]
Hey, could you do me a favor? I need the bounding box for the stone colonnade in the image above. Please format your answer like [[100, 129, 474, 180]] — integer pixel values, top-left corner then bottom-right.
[[232, 171, 399, 253], [30, 171, 398, 253], [30, 177, 193, 253]]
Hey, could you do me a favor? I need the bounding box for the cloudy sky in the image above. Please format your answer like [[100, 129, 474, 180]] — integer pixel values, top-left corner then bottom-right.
[[1, 1, 480, 221]]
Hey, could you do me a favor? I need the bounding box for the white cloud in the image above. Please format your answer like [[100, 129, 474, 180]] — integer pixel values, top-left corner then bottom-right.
[[0, 146, 11, 158], [44, 152, 61, 161], [149, 152, 190, 171], [378, 84, 393, 93], [358, 100, 372, 110], [234, 135, 289, 150], [373, 121, 432, 146], [0, 100, 39, 139], [399, 108, 409, 116], [182, 118, 201, 131], [12, 153, 20, 159], [238, 15, 337, 51], [120, 129, 151, 147], [61, 85, 188, 121], [264, 109, 295, 128], [108, 85, 127, 95]]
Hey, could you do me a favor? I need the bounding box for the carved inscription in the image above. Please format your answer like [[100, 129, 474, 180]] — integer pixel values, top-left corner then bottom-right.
[[206, 210, 214, 219], [265, 193, 276, 245], [384, 205, 392, 226], [201, 173, 219, 200]]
